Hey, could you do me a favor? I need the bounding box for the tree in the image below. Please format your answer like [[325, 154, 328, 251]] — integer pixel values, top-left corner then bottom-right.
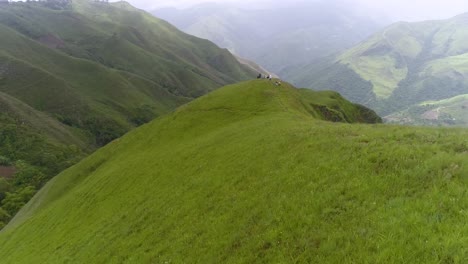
[[0, 178, 10, 201], [13, 161, 45, 188], [0, 208, 10, 230], [1, 186, 36, 216]]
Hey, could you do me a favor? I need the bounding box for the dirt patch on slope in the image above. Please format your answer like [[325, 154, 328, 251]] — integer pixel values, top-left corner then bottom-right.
[[422, 110, 439, 120], [421, 107, 445, 120], [0, 166, 16, 179], [38, 34, 66, 49]]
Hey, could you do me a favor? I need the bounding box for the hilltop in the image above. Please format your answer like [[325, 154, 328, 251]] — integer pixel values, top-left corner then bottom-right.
[[288, 13, 468, 126], [0, 0, 254, 228], [1, 80, 468, 263]]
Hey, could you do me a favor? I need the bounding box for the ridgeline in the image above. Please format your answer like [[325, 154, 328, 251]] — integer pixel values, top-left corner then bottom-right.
[[1, 80, 467, 263]]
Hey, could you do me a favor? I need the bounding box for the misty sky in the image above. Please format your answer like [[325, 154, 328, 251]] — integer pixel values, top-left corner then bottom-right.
[[116, 0, 468, 22]]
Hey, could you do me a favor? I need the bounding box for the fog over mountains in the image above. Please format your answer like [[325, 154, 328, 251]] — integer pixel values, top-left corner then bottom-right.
[[151, 0, 468, 127], [154, 1, 384, 75], [119, 0, 468, 22]]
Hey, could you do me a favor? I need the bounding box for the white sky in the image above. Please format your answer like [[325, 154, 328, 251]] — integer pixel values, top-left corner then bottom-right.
[[116, 0, 468, 22]]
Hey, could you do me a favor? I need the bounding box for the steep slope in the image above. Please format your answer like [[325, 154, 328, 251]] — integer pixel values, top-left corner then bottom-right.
[[1, 81, 468, 263], [0, 24, 180, 144], [154, 1, 382, 75], [0, 0, 254, 228], [290, 13, 468, 126], [0, 0, 254, 146]]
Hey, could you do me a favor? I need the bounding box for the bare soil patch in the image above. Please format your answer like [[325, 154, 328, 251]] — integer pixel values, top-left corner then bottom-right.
[[422, 109, 439, 120], [38, 34, 65, 49], [0, 166, 16, 179]]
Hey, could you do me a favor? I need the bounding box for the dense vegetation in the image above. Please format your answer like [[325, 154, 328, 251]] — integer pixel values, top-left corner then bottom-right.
[[0, 112, 84, 229], [2, 80, 468, 263], [154, 1, 382, 75], [290, 14, 468, 126], [0, 0, 254, 228], [0, 90, 88, 229]]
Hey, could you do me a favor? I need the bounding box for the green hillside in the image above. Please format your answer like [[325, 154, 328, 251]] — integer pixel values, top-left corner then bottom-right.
[[2, 80, 468, 263], [289, 13, 468, 125], [0, 0, 254, 145], [0, 0, 254, 228]]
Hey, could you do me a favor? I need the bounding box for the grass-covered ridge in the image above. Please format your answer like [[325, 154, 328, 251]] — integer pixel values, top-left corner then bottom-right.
[[1, 80, 467, 263]]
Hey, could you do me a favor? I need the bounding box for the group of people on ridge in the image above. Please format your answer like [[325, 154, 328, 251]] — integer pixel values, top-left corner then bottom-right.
[[257, 73, 272, 79], [257, 73, 281, 86]]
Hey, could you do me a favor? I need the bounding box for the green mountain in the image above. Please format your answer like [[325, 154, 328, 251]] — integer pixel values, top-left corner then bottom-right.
[[0, 0, 254, 144], [0, 0, 254, 228], [2, 80, 468, 263], [288, 13, 468, 125], [154, 1, 382, 75]]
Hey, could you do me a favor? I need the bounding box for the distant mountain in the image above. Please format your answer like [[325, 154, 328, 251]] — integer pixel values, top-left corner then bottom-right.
[[0, 0, 254, 228], [289, 13, 468, 125], [153, 1, 383, 75]]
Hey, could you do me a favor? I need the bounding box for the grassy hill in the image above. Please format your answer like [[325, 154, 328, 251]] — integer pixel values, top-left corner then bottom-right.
[[2, 80, 468, 263], [0, 0, 254, 228], [154, 1, 382, 75], [289, 13, 468, 126]]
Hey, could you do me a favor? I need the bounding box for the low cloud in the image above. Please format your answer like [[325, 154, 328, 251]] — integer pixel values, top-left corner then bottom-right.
[[115, 0, 468, 22]]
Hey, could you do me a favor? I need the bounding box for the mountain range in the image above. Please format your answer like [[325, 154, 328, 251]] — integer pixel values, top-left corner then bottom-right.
[[154, 1, 383, 75], [289, 13, 468, 126], [155, 3, 468, 127]]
